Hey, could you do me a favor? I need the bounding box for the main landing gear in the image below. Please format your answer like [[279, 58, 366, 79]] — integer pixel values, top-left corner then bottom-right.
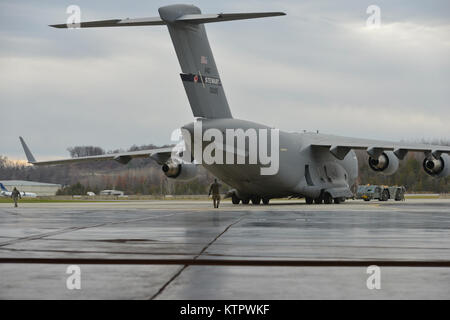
[[305, 192, 345, 205], [232, 191, 345, 206], [231, 194, 270, 205]]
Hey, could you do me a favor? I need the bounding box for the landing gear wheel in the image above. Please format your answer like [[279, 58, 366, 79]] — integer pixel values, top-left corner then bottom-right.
[[305, 197, 314, 204], [242, 198, 250, 204], [334, 197, 342, 204], [262, 198, 270, 205], [323, 192, 333, 204], [314, 197, 323, 204], [231, 194, 240, 205], [251, 196, 261, 205]]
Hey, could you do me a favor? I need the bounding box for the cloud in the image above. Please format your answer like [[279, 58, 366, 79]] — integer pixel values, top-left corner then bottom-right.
[[1, 0, 449, 161]]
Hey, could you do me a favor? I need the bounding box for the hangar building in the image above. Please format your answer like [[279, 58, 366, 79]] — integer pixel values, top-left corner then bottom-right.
[[0, 180, 61, 196]]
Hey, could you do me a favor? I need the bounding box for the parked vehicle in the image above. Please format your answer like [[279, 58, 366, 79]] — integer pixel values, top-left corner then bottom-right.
[[356, 185, 405, 201], [387, 186, 406, 201]]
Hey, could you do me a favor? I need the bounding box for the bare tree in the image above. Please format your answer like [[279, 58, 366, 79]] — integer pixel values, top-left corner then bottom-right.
[[67, 146, 105, 158]]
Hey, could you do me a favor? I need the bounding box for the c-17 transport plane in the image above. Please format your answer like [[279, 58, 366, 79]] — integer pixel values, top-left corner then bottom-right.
[[20, 4, 449, 205]]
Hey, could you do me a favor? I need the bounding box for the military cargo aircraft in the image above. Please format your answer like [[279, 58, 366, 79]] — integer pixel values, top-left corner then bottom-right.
[[20, 4, 450, 205]]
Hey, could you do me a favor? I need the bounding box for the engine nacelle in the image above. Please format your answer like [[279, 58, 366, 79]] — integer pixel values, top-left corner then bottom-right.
[[162, 162, 198, 181], [423, 154, 450, 178], [368, 151, 399, 175]]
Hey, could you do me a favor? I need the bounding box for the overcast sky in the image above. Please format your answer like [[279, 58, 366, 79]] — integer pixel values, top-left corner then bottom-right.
[[1, 0, 449, 160]]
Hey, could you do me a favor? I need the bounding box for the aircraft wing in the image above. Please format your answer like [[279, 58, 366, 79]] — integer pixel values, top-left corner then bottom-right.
[[19, 137, 173, 166], [305, 133, 450, 160]]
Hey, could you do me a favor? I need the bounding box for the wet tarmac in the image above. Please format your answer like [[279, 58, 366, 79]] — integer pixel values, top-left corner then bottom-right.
[[0, 199, 449, 299]]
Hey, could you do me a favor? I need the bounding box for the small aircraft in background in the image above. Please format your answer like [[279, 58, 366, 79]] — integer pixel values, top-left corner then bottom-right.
[[0, 183, 37, 198]]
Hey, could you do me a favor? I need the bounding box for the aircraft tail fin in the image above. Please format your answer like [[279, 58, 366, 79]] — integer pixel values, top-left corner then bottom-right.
[[159, 5, 284, 119], [0, 183, 7, 192], [50, 5, 285, 119]]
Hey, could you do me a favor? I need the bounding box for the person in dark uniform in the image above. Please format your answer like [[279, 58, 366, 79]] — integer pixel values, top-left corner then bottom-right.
[[11, 187, 21, 208], [208, 179, 221, 208]]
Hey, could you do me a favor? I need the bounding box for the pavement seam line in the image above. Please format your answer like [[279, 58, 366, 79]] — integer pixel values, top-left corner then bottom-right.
[[1, 258, 449, 267], [149, 213, 247, 300]]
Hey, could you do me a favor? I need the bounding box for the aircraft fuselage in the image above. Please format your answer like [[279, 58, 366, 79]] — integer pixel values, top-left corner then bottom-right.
[[183, 118, 358, 199]]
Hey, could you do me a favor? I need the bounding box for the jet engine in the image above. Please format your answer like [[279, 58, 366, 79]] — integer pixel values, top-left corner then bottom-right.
[[162, 161, 198, 180], [368, 151, 399, 175], [423, 154, 450, 178]]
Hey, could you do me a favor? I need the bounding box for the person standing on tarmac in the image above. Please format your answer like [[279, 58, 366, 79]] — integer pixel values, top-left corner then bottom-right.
[[208, 179, 221, 208], [11, 187, 21, 208]]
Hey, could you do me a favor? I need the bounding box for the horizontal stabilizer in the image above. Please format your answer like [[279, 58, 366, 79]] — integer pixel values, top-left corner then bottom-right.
[[175, 12, 286, 24], [50, 12, 285, 28], [50, 17, 166, 28]]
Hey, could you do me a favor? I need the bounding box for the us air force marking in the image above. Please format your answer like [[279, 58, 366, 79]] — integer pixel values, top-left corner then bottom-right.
[[180, 73, 222, 87]]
